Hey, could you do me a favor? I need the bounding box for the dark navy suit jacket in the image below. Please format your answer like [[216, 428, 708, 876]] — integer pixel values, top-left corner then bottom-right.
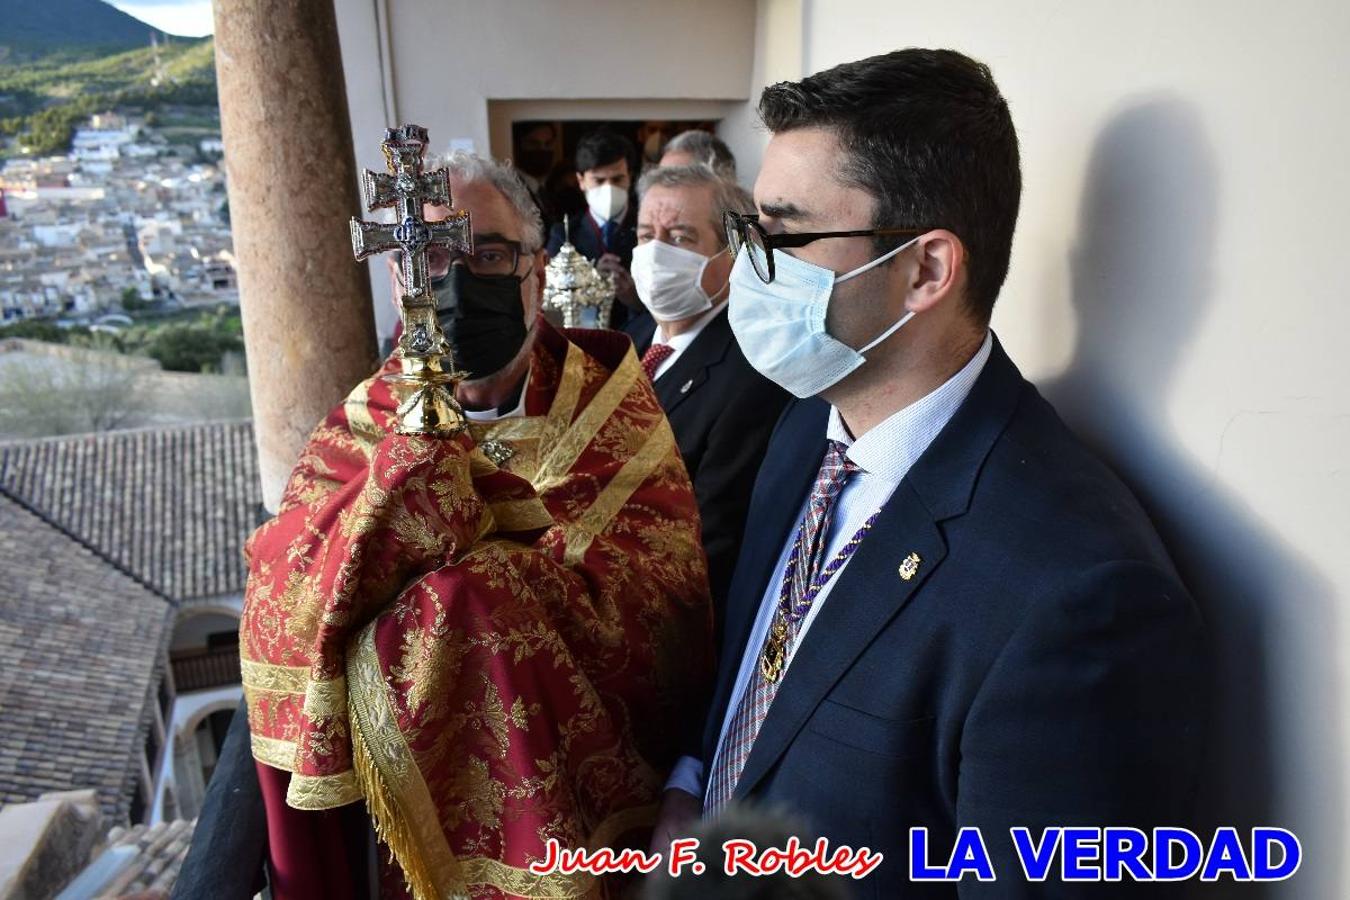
[[546, 208, 637, 265], [625, 309, 791, 635], [701, 335, 1208, 897]]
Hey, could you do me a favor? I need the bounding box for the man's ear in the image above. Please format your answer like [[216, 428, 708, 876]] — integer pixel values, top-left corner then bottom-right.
[[906, 229, 965, 314], [525, 248, 548, 316], [703, 244, 734, 298]]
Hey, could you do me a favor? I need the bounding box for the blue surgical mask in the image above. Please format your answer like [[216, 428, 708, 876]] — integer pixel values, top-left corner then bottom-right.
[[727, 237, 921, 398]]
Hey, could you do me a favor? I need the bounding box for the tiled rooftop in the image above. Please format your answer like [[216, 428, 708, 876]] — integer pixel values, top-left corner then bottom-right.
[[0, 421, 261, 602], [98, 817, 197, 897], [0, 492, 172, 824]]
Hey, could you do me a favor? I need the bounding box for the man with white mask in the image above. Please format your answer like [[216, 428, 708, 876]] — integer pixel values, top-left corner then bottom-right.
[[546, 129, 640, 325], [652, 49, 1208, 898], [626, 163, 791, 627]]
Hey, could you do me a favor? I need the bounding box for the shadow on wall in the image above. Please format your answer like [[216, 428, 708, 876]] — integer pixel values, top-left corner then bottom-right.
[[1039, 97, 1341, 898]]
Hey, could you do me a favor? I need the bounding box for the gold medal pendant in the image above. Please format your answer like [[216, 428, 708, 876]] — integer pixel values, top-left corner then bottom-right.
[[760, 617, 791, 683]]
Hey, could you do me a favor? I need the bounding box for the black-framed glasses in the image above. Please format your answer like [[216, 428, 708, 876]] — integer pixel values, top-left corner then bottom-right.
[[394, 239, 526, 281], [723, 211, 927, 284]]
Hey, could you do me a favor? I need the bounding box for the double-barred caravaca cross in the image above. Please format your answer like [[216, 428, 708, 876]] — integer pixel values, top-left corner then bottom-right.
[[349, 124, 472, 435], [349, 124, 470, 358]]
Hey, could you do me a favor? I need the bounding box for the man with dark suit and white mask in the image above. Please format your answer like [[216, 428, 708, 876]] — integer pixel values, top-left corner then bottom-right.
[[652, 48, 1208, 898], [627, 164, 791, 629], [546, 129, 641, 326]]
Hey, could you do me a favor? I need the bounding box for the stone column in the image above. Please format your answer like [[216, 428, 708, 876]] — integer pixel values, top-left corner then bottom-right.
[[214, 0, 378, 511]]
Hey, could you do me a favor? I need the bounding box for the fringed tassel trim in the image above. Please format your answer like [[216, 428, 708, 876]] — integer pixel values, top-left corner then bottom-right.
[[351, 712, 456, 900]]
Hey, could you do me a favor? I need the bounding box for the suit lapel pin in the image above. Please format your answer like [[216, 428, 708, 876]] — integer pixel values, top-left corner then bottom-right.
[[898, 552, 922, 581], [680, 379, 694, 394]]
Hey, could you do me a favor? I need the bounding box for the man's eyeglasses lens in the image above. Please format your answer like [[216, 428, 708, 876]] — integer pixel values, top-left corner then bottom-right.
[[745, 226, 771, 282], [399, 242, 521, 280], [724, 213, 775, 283], [724, 213, 743, 258]]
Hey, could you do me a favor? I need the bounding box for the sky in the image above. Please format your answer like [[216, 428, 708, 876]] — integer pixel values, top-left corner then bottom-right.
[[106, 0, 215, 37]]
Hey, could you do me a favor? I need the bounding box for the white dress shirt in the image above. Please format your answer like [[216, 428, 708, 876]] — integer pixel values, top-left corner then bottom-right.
[[649, 302, 728, 382], [666, 331, 993, 797]]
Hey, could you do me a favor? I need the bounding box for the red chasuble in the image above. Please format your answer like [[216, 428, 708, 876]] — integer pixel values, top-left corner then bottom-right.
[[240, 320, 713, 899]]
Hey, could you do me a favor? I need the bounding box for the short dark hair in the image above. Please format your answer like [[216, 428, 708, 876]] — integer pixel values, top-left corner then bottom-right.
[[758, 48, 1021, 321], [574, 129, 636, 176]]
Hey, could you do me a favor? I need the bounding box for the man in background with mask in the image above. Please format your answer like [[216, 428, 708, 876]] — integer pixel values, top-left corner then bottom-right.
[[546, 129, 640, 325], [654, 49, 1207, 897], [241, 151, 713, 899], [626, 163, 790, 629]]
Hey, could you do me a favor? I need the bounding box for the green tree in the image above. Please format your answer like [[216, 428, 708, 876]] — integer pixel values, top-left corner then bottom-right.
[[120, 286, 147, 311], [0, 319, 68, 343], [144, 323, 243, 373]]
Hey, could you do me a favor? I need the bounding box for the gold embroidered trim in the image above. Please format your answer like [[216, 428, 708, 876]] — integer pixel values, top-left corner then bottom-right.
[[535, 351, 639, 493], [563, 422, 675, 565], [532, 345, 588, 483], [286, 769, 363, 810], [302, 675, 348, 721], [347, 621, 468, 898], [486, 497, 555, 533], [469, 416, 545, 444], [468, 448, 497, 478], [452, 804, 657, 898], [240, 658, 309, 694], [251, 733, 298, 771], [544, 343, 586, 441], [458, 857, 592, 898]]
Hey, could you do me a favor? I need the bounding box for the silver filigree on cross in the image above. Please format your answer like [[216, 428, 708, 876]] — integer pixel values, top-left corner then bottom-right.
[[349, 124, 473, 435]]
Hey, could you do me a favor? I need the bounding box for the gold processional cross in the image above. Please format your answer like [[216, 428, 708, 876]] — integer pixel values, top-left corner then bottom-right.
[[350, 124, 472, 436]]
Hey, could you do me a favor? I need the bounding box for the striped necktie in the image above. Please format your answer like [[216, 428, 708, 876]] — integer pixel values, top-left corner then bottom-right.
[[704, 440, 867, 815]]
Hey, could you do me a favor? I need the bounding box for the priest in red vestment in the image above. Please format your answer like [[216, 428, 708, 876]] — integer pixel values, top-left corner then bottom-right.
[[239, 151, 713, 899]]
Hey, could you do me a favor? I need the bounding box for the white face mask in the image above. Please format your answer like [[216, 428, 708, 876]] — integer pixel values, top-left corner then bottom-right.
[[585, 183, 628, 223], [727, 236, 920, 399], [630, 240, 725, 322]]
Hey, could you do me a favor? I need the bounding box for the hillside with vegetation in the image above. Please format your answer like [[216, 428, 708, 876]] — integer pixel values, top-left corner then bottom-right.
[[0, 26, 217, 157], [0, 0, 184, 62]]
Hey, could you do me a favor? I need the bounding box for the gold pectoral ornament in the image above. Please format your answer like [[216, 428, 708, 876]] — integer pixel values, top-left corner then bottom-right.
[[759, 615, 791, 683], [350, 124, 473, 436]]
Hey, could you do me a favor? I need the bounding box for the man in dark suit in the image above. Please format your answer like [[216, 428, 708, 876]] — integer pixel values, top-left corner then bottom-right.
[[546, 129, 640, 327], [653, 49, 1209, 897], [625, 163, 791, 627]]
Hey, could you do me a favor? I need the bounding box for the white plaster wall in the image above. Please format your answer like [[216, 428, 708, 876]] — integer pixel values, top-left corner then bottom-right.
[[150, 685, 243, 824], [800, 1, 1349, 895], [716, 0, 806, 190]]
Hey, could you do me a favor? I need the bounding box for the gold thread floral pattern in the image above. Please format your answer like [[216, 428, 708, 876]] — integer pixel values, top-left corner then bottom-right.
[[240, 320, 713, 898]]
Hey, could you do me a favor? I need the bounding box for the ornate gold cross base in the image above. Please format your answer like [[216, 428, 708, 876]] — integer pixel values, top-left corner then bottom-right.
[[386, 355, 468, 436]]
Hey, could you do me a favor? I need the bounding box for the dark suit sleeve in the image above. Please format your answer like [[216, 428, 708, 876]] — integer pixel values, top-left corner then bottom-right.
[[955, 560, 1208, 897], [545, 221, 565, 257], [694, 373, 791, 628]]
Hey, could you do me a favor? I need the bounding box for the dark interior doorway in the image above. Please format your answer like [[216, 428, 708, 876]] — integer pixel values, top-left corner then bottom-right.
[[510, 118, 719, 230]]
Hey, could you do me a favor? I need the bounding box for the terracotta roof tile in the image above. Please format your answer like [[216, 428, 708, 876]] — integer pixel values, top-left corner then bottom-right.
[[0, 493, 171, 824], [0, 421, 261, 601], [100, 818, 197, 897]]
